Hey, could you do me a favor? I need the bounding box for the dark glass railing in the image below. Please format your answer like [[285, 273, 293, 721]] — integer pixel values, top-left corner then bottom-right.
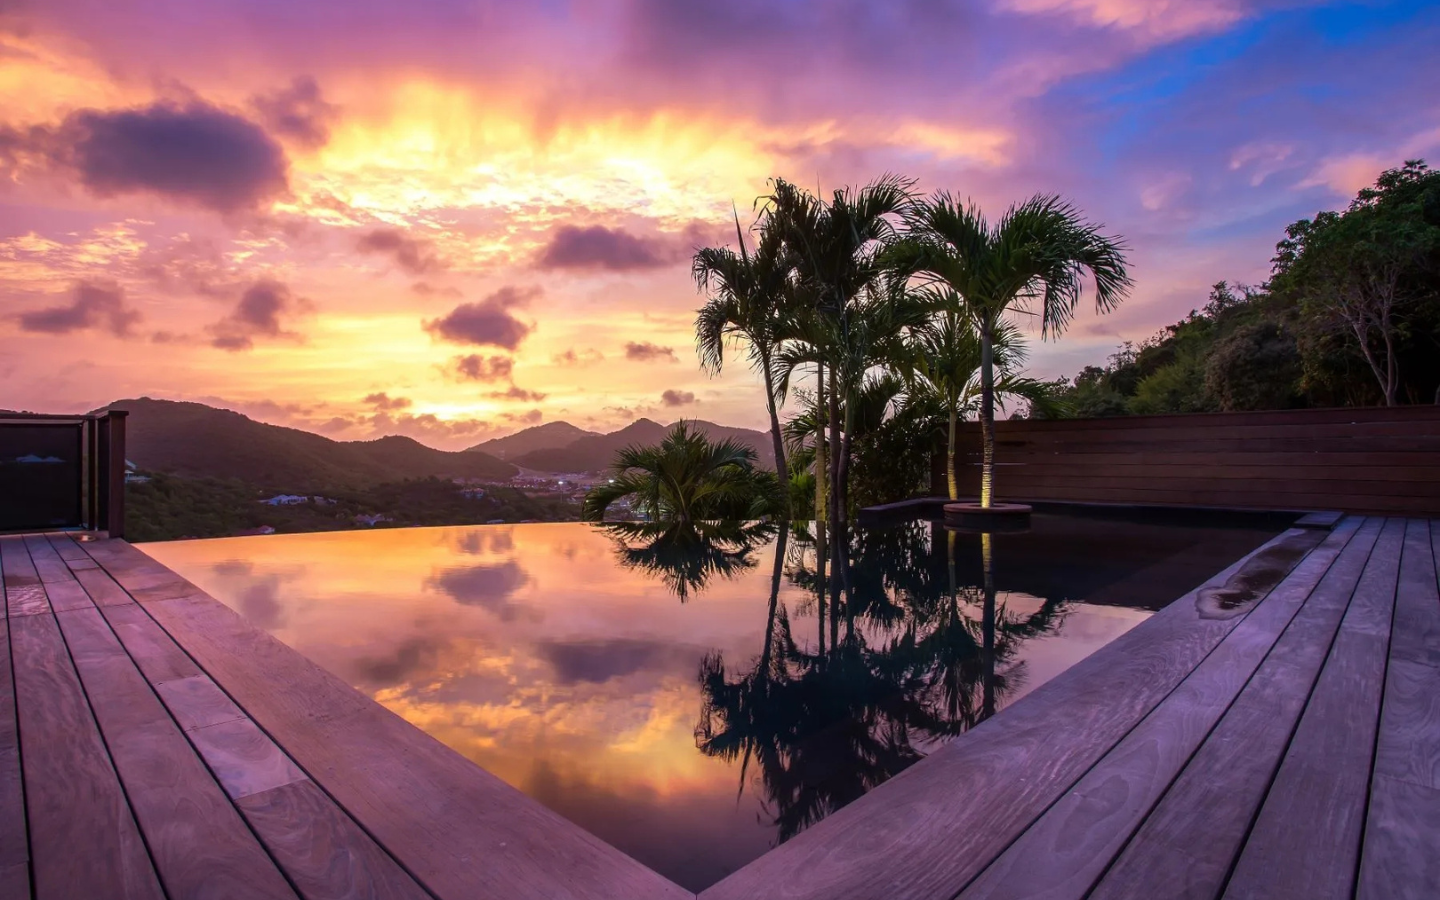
[[0, 411, 127, 537]]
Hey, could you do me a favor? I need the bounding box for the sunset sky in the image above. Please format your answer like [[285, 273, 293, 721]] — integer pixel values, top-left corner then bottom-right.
[[3, 0, 1437, 449]]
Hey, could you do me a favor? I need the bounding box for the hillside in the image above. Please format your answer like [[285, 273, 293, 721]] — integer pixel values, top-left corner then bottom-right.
[[510, 418, 775, 473], [104, 398, 516, 489], [467, 421, 599, 459]]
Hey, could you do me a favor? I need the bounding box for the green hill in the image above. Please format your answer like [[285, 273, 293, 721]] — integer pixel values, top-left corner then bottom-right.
[[509, 418, 775, 473], [467, 421, 600, 459], [103, 398, 516, 490]]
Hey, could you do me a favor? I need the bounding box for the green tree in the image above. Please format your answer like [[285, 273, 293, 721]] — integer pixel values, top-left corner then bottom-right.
[[581, 422, 781, 522], [901, 194, 1131, 506], [695, 212, 795, 512]]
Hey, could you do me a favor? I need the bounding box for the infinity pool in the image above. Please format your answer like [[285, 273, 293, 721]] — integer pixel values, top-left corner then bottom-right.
[[143, 513, 1283, 890]]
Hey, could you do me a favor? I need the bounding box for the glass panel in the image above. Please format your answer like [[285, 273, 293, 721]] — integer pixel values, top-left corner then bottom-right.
[[0, 422, 83, 530]]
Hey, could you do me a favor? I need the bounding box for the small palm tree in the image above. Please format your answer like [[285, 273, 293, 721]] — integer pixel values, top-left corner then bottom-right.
[[581, 422, 781, 522], [901, 299, 1063, 500], [901, 194, 1131, 507], [694, 211, 794, 512]]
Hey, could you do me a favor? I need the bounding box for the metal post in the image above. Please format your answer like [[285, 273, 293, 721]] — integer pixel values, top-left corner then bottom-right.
[[106, 410, 127, 539]]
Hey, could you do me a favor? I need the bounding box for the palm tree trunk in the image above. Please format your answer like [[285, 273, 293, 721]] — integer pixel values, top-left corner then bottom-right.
[[759, 528, 787, 677], [981, 531, 996, 720], [979, 326, 996, 508], [762, 359, 790, 515], [947, 403, 959, 501], [816, 520, 827, 659], [827, 370, 842, 530], [838, 401, 853, 521], [815, 365, 828, 524]]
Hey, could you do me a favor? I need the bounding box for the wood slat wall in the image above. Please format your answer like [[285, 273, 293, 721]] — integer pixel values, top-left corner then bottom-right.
[[931, 406, 1440, 515]]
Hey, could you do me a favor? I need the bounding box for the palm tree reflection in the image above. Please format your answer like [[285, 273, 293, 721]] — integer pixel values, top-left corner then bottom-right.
[[696, 521, 1066, 842], [596, 520, 776, 602]]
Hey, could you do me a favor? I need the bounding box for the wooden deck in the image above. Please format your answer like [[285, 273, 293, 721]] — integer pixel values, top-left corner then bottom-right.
[[1, 518, 1437, 899]]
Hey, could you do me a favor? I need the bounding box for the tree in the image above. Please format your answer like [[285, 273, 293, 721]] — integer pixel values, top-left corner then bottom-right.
[[901, 194, 1131, 506], [1272, 161, 1440, 407], [765, 175, 916, 525], [695, 211, 795, 513], [581, 422, 782, 522], [899, 301, 1060, 499]]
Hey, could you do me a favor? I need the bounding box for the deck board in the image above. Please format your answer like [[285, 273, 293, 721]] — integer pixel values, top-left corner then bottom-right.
[[87, 539, 691, 900], [956, 519, 1357, 900], [1086, 516, 1382, 900], [701, 529, 1321, 900], [0, 618, 29, 891], [9, 515, 1436, 900], [10, 609, 164, 900], [1221, 517, 1403, 900], [54, 603, 300, 900]]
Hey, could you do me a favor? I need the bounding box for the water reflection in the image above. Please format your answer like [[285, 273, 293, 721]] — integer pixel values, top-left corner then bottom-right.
[[142, 515, 1277, 892]]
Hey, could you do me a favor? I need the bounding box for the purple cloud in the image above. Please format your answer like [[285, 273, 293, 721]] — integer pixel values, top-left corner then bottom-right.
[[486, 385, 547, 402], [210, 279, 301, 351], [250, 76, 337, 149], [452, 354, 514, 382], [32, 101, 289, 214], [363, 392, 412, 410], [424, 286, 537, 349], [357, 228, 444, 275], [18, 280, 141, 337], [553, 347, 604, 366], [660, 389, 695, 407], [536, 225, 672, 271], [625, 341, 677, 363]]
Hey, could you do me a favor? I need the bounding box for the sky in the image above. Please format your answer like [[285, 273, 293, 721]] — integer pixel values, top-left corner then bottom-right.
[[2, 0, 1438, 450]]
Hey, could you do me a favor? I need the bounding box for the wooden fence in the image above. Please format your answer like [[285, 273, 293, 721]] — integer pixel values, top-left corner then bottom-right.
[[932, 406, 1440, 515]]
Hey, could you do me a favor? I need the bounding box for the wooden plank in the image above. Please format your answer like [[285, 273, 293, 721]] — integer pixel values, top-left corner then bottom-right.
[[155, 674, 247, 731], [41, 579, 94, 613], [188, 717, 310, 800], [5, 584, 48, 617], [1390, 519, 1440, 668], [1222, 517, 1404, 900], [23, 534, 73, 583], [0, 619, 28, 879], [0, 535, 38, 588], [236, 779, 433, 900], [701, 529, 1321, 900], [89, 539, 690, 900], [955, 518, 1361, 900], [1356, 519, 1440, 899], [100, 602, 204, 684], [10, 611, 164, 899], [56, 605, 300, 900], [1086, 517, 1384, 900], [45, 532, 93, 561], [1357, 776, 1440, 900], [73, 564, 140, 607]]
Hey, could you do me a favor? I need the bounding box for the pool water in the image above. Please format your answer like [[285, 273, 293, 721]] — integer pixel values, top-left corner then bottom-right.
[[143, 514, 1283, 891]]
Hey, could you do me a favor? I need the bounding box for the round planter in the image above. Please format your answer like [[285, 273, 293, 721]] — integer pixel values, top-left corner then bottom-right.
[[942, 502, 1032, 532]]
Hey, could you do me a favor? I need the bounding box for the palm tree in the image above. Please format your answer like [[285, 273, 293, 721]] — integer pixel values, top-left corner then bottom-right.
[[695, 211, 794, 512], [902, 194, 1131, 507], [597, 520, 775, 601], [765, 175, 915, 525], [901, 300, 1063, 500], [581, 422, 781, 522]]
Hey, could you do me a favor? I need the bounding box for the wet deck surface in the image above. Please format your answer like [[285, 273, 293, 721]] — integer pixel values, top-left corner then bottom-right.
[[2, 517, 1437, 899]]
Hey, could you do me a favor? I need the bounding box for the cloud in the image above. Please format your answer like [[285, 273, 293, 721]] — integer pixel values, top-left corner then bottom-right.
[[553, 347, 604, 366], [250, 76, 337, 150], [533, 638, 698, 685], [423, 286, 537, 349], [452, 354, 514, 382], [17, 280, 141, 337], [363, 392, 412, 410], [209, 279, 303, 351], [503, 409, 544, 425], [412, 281, 462, 298], [356, 228, 444, 275], [17, 100, 289, 214], [660, 389, 695, 407], [624, 341, 677, 363], [424, 561, 532, 619], [486, 385, 548, 402], [535, 224, 676, 271]]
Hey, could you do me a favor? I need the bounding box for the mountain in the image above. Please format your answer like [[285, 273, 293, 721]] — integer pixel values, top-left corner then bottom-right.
[[509, 418, 775, 473], [467, 421, 600, 459], [104, 398, 516, 489]]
